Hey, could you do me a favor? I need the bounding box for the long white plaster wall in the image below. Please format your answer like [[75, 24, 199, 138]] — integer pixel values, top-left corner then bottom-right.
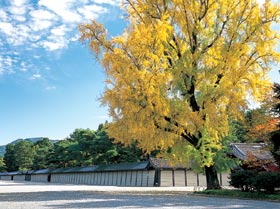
[[50, 171, 156, 187], [159, 170, 230, 187], [160, 170, 173, 187], [186, 171, 198, 186], [51, 173, 63, 183], [31, 174, 49, 182], [126, 171, 132, 186], [13, 175, 25, 181], [220, 173, 230, 186], [174, 170, 186, 186], [198, 173, 207, 186], [0, 176, 12, 181]]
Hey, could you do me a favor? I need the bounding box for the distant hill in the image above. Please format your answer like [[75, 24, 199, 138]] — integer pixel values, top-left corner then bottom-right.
[[0, 137, 58, 157]]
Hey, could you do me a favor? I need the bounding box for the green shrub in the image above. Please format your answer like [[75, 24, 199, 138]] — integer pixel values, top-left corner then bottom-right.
[[230, 170, 280, 193], [253, 172, 280, 193], [229, 170, 257, 191]]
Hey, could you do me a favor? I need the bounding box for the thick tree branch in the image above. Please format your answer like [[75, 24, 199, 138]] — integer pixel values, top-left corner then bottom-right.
[[162, 116, 200, 147], [198, 0, 209, 21], [202, 17, 229, 54]]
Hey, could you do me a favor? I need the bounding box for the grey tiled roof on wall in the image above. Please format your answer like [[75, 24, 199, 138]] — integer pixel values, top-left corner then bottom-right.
[[96, 161, 149, 172], [0, 158, 190, 176], [33, 168, 53, 174], [230, 143, 274, 161], [0, 171, 19, 176], [33, 162, 150, 174], [149, 158, 188, 170]]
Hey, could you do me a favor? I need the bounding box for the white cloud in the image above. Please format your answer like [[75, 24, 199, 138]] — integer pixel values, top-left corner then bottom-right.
[[46, 86, 56, 90], [38, 0, 82, 23], [38, 0, 74, 11], [4, 56, 13, 67], [30, 74, 41, 80], [78, 5, 108, 20], [30, 19, 53, 31], [1, 0, 117, 50], [4, 23, 31, 46], [92, 0, 120, 6], [59, 10, 82, 23], [0, 22, 14, 36], [0, 9, 8, 21], [0, 55, 17, 75], [17, 24, 30, 38], [51, 25, 70, 36], [20, 62, 28, 72], [0, 0, 120, 75], [70, 34, 80, 42], [29, 9, 57, 20], [11, 0, 29, 7], [9, 0, 30, 22], [12, 15, 27, 22], [9, 6, 27, 16], [29, 34, 41, 42], [41, 40, 67, 51]]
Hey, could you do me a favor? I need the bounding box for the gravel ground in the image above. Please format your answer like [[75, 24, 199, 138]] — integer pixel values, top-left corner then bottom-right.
[[0, 181, 280, 209]]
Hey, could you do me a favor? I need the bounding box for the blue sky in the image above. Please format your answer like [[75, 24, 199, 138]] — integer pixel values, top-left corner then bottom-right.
[[0, 0, 279, 145], [0, 0, 125, 145]]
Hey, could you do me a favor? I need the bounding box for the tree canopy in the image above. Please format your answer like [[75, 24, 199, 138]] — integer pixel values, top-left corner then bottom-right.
[[2, 125, 147, 171], [33, 138, 54, 170], [80, 0, 280, 189], [4, 143, 16, 172], [13, 140, 34, 171]]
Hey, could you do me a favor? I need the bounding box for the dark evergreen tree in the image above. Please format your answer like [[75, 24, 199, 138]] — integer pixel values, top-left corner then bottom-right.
[[68, 128, 97, 166], [14, 140, 34, 171], [48, 139, 73, 168], [32, 138, 54, 170], [4, 143, 16, 172]]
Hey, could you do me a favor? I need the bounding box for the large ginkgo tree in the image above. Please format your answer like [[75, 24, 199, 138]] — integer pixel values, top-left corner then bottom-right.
[[79, 0, 280, 189]]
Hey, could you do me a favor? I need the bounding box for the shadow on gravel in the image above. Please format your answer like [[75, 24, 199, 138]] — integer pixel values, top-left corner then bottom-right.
[[0, 191, 279, 209]]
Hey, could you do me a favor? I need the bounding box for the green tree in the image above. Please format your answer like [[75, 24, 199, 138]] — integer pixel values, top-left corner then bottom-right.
[[92, 125, 146, 165], [65, 126, 145, 166], [91, 128, 117, 165], [48, 139, 74, 168], [230, 120, 248, 143], [32, 138, 54, 170], [116, 140, 147, 163], [80, 0, 280, 189], [4, 143, 16, 172], [68, 128, 97, 166], [14, 140, 34, 171], [0, 157, 7, 172]]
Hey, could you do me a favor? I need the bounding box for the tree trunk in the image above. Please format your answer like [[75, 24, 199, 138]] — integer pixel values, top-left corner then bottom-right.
[[205, 165, 221, 190]]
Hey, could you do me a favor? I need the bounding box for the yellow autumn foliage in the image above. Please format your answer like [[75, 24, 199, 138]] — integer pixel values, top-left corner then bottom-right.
[[79, 0, 280, 168]]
